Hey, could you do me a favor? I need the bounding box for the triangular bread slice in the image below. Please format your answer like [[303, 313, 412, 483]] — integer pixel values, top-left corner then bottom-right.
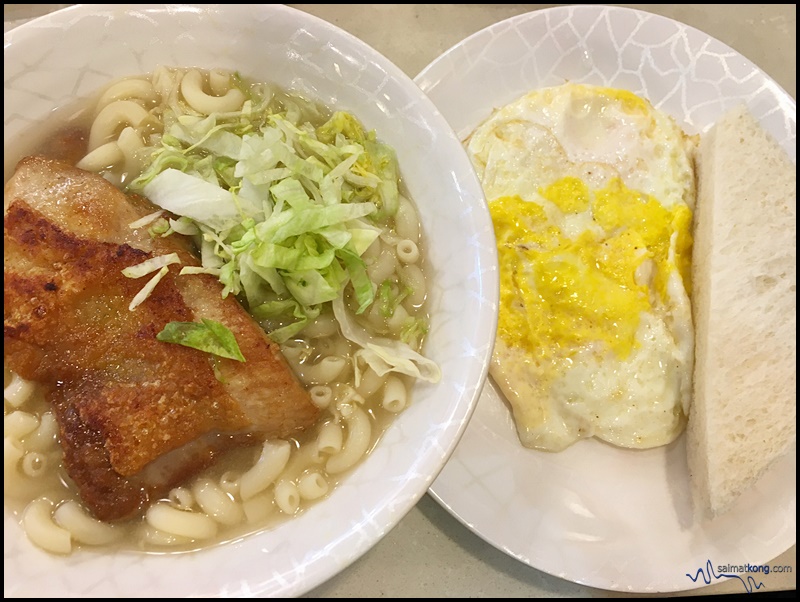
[[688, 104, 796, 517]]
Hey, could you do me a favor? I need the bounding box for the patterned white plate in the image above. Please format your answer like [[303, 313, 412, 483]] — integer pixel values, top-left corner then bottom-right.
[[415, 5, 796, 593], [4, 4, 496, 597]]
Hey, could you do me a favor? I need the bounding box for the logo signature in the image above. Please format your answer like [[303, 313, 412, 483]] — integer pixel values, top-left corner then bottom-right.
[[686, 560, 765, 593]]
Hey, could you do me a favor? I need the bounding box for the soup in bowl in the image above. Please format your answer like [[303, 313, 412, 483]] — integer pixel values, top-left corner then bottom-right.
[[3, 4, 497, 597]]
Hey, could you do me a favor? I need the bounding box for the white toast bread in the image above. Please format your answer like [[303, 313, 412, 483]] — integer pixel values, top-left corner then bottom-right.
[[688, 104, 797, 517]]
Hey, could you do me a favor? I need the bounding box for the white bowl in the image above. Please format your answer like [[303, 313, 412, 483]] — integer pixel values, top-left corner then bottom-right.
[[3, 4, 497, 597]]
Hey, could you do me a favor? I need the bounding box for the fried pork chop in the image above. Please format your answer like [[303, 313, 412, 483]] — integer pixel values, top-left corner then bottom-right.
[[4, 156, 319, 521]]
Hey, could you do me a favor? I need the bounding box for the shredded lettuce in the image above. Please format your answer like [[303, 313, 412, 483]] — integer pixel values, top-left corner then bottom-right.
[[126, 84, 437, 382], [142, 169, 260, 232], [148, 217, 171, 237], [128, 266, 170, 311], [332, 294, 440, 383], [400, 318, 429, 348], [128, 101, 401, 342], [377, 280, 412, 318], [128, 210, 164, 230], [122, 253, 181, 279]]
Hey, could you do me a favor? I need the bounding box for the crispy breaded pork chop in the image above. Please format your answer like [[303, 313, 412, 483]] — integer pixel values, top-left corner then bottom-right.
[[4, 156, 319, 521]]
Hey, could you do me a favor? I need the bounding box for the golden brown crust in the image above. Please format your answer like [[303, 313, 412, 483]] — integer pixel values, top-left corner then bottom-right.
[[4, 156, 320, 519], [51, 391, 149, 521], [4, 201, 250, 475]]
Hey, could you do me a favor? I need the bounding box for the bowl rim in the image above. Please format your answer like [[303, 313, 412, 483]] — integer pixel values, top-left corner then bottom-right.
[[3, 3, 498, 597]]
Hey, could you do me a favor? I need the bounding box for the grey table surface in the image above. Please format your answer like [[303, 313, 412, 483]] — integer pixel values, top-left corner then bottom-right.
[[4, 3, 796, 598]]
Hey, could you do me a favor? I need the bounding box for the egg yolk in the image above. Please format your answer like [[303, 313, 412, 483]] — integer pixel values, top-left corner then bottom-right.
[[539, 176, 590, 213], [592, 86, 650, 115], [490, 177, 692, 364]]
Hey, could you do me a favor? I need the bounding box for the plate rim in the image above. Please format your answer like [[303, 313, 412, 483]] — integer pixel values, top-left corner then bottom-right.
[[415, 3, 797, 594]]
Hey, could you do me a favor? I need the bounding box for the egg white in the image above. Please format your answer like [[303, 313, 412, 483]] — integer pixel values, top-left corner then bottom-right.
[[469, 83, 696, 452]]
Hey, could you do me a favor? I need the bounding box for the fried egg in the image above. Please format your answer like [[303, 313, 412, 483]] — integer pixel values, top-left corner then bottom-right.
[[467, 83, 696, 452]]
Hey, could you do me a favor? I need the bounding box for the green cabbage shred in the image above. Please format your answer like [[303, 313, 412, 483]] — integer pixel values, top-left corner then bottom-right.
[[128, 92, 403, 345]]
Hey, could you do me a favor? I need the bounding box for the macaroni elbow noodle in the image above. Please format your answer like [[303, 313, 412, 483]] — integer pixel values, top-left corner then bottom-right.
[[4, 411, 39, 440], [298, 471, 329, 501], [239, 440, 292, 500], [274, 480, 301, 515], [356, 365, 388, 398], [208, 68, 239, 96], [367, 245, 398, 284], [167, 487, 195, 511], [381, 376, 408, 413], [400, 264, 427, 308], [77, 141, 124, 172], [279, 340, 310, 367], [219, 471, 241, 497], [53, 500, 119, 546], [309, 385, 334, 410], [192, 478, 244, 526], [387, 304, 411, 335], [242, 491, 274, 525], [25, 412, 59, 452], [4, 373, 37, 408], [180, 68, 246, 114], [96, 78, 157, 111], [4, 437, 25, 481], [395, 195, 421, 242], [22, 498, 72, 555], [117, 126, 145, 177], [396, 239, 420, 264], [316, 420, 344, 456], [140, 524, 193, 547], [301, 313, 339, 338], [145, 502, 219, 540], [21, 451, 48, 478], [297, 356, 347, 386], [326, 406, 372, 474], [88, 100, 150, 150]]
